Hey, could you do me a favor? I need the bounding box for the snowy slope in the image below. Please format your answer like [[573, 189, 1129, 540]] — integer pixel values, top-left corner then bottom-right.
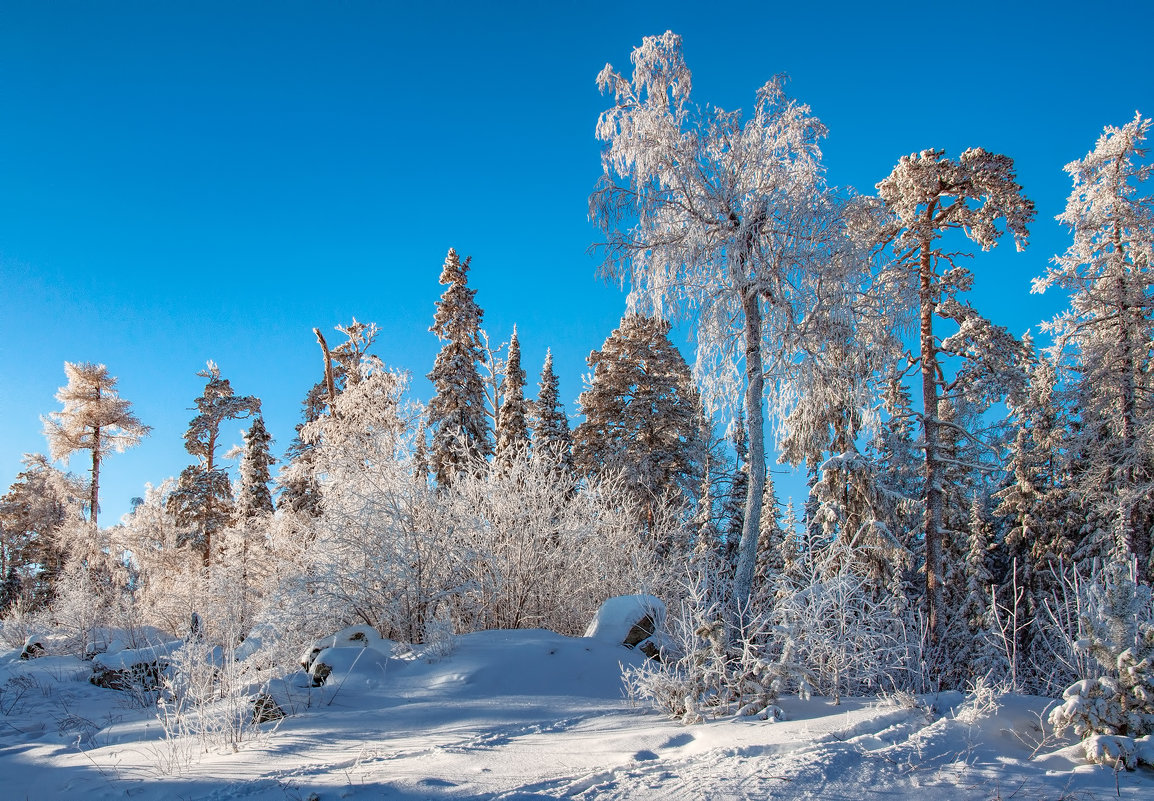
[[0, 629, 1152, 800]]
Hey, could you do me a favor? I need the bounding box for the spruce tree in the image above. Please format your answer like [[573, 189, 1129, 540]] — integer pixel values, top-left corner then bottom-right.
[[955, 494, 999, 683], [426, 248, 491, 485], [1034, 114, 1154, 582], [237, 415, 275, 520], [0, 454, 84, 607], [721, 410, 749, 575], [751, 474, 785, 615], [495, 327, 529, 471], [529, 350, 572, 474], [277, 381, 328, 516]]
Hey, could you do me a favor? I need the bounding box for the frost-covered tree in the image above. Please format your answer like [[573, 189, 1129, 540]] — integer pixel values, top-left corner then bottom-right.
[[720, 409, 749, 573], [445, 445, 654, 635], [114, 479, 200, 637], [1049, 560, 1154, 740], [0, 454, 85, 607], [865, 377, 923, 555], [592, 32, 863, 609], [875, 147, 1034, 649], [529, 349, 573, 474], [427, 248, 491, 486], [167, 362, 261, 567], [278, 320, 382, 516], [280, 367, 460, 642], [574, 313, 704, 541], [772, 535, 910, 704], [495, 327, 529, 472], [42, 362, 150, 529], [949, 495, 1000, 683], [751, 474, 786, 615], [236, 415, 275, 521], [1033, 114, 1154, 581]]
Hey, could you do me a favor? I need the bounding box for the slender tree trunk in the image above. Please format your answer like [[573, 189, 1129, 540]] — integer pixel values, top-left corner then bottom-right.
[[315, 328, 337, 405], [733, 286, 766, 613], [203, 433, 216, 569], [918, 237, 945, 650], [90, 425, 102, 531]]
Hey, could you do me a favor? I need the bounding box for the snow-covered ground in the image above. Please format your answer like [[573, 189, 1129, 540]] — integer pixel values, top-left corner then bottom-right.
[[1, 628, 1151, 800]]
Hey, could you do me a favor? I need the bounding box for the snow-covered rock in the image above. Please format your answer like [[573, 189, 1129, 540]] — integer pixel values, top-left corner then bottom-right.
[[90, 640, 182, 691], [584, 595, 665, 657], [301, 625, 399, 686], [19, 636, 44, 660]]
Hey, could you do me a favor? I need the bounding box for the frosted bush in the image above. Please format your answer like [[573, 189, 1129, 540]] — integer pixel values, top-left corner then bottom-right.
[[1048, 561, 1154, 741], [1081, 734, 1154, 769], [622, 566, 791, 724]]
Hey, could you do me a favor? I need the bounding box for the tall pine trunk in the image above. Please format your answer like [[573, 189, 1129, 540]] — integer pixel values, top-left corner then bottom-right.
[[918, 234, 945, 651]]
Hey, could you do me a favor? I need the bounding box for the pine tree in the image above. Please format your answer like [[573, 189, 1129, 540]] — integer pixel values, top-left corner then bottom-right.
[[574, 313, 704, 537], [876, 147, 1034, 653], [167, 362, 261, 567], [495, 327, 529, 472], [237, 415, 275, 520], [42, 362, 150, 529], [529, 349, 572, 474], [426, 248, 491, 486]]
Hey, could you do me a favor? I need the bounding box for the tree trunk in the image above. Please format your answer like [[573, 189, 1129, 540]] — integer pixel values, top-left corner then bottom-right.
[[315, 328, 337, 405], [203, 433, 216, 569], [90, 425, 102, 531], [733, 286, 766, 613], [918, 238, 945, 651]]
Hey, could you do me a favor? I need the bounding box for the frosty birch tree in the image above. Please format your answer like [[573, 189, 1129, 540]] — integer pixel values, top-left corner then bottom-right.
[[591, 31, 851, 609], [42, 362, 150, 530], [875, 148, 1034, 650], [1033, 113, 1154, 580], [168, 362, 261, 568]]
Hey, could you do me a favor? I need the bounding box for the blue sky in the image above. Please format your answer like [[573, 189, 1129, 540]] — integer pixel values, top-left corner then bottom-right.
[[2, 1, 1151, 523]]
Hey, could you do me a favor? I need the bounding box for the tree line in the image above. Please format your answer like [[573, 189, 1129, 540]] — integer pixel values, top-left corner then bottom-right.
[[1, 29, 1151, 741]]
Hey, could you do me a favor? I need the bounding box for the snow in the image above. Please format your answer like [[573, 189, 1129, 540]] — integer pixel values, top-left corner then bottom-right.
[[1, 631, 1152, 800]]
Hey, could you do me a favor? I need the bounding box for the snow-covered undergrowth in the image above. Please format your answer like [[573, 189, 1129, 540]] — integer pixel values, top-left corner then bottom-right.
[[2, 629, 1153, 800]]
